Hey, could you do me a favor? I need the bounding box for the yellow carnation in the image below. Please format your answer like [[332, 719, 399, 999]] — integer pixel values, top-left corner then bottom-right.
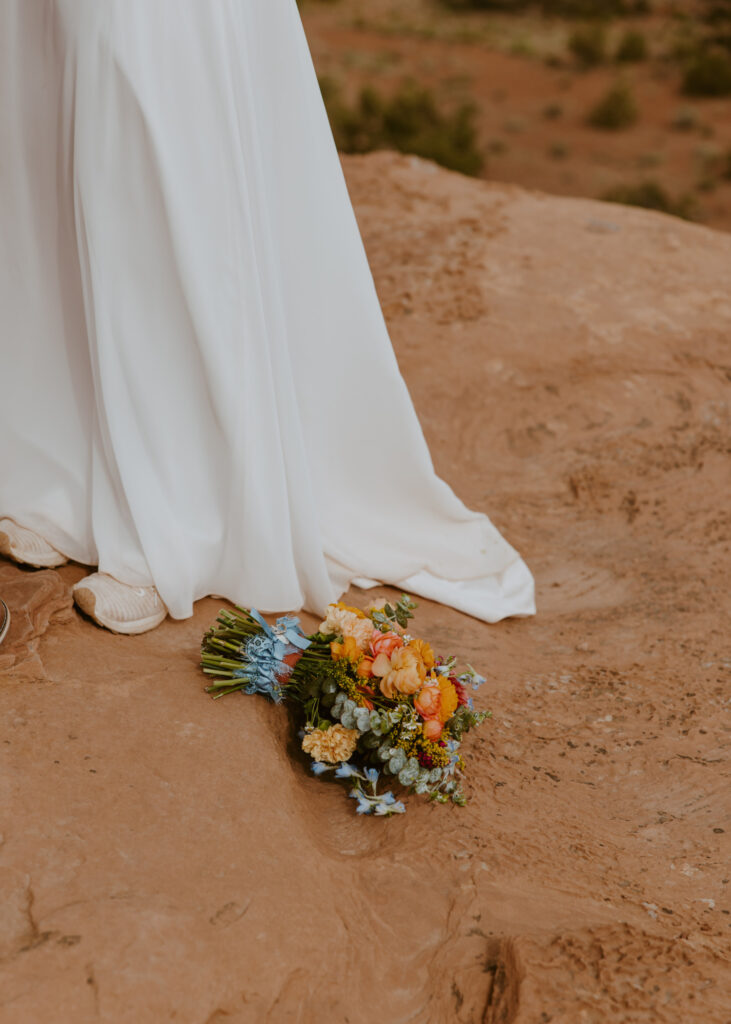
[[302, 724, 359, 763]]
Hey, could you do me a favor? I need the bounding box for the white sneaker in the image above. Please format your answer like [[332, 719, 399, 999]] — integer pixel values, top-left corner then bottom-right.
[[0, 518, 69, 569], [72, 572, 167, 635]]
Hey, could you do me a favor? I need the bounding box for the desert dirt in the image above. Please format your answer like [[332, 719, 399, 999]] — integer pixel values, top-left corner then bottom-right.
[[301, 0, 731, 233], [1, 153, 729, 1022]]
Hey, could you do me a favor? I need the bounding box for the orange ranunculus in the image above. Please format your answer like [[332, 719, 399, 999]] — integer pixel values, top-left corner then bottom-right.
[[330, 636, 361, 662], [369, 630, 403, 660], [437, 677, 459, 723], [408, 638, 435, 671], [378, 647, 426, 699], [422, 718, 444, 741], [414, 684, 442, 721], [356, 656, 375, 679]]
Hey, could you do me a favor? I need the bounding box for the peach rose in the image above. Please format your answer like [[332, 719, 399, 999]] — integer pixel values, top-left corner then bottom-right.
[[378, 646, 426, 699], [342, 617, 377, 652], [369, 630, 403, 660], [414, 683, 442, 720], [422, 718, 444, 741]]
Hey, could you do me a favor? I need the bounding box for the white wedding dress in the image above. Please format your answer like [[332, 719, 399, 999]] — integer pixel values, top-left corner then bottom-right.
[[0, 0, 535, 624]]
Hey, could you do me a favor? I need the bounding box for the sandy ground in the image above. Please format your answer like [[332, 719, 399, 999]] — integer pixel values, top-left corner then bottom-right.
[[1, 153, 729, 1022], [302, 0, 731, 233]]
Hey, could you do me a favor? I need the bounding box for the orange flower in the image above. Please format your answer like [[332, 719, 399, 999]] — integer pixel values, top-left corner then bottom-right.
[[369, 630, 403, 660], [422, 718, 444, 741], [408, 638, 435, 671], [414, 684, 441, 720], [356, 656, 375, 679], [377, 646, 426, 699], [330, 636, 361, 662], [437, 677, 459, 723]]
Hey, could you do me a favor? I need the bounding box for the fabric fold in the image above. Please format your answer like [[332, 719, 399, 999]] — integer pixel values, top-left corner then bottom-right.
[[0, 0, 535, 625]]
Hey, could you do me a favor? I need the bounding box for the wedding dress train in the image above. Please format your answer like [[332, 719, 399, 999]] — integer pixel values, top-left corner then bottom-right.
[[0, 0, 535, 624]]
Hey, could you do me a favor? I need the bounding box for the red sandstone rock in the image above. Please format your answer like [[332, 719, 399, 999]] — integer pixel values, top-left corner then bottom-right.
[[0, 565, 73, 680], [0, 154, 728, 1022]]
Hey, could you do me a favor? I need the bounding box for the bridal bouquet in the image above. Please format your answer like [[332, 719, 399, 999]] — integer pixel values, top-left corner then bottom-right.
[[201, 595, 489, 816]]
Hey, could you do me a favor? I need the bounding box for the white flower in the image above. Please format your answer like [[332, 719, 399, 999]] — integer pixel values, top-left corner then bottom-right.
[[318, 604, 361, 636], [342, 616, 376, 651]]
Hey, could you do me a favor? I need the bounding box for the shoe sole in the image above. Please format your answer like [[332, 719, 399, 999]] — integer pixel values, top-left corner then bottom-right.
[[73, 586, 167, 635], [0, 530, 68, 569]]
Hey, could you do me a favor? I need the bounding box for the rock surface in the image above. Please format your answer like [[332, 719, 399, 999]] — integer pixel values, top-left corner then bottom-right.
[[0, 153, 729, 1022]]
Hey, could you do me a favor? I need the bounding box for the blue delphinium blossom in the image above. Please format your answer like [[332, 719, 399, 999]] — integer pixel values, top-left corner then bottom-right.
[[335, 762, 358, 779], [354, 793, 373, 815], [310, 762, 332, 776]]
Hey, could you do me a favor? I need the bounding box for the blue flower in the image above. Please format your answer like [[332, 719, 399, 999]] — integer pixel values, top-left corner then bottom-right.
[[335, 762, 358, 779], [365, 767, 380, 785], [310, 762, 330, 776]]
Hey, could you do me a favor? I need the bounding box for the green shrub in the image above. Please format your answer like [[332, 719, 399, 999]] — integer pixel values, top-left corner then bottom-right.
[[616, 29, 649, 62], [602, 181, 696, 219], [587, 81, 639, 129], [320, 78, 484, 177], [682, 47, 731, 96], [670, 105, 701, 131], [569, 24, 608, 67]]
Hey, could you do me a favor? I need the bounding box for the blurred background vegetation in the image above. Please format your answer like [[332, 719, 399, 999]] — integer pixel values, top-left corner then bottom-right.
[[298, 0, 731, 227]]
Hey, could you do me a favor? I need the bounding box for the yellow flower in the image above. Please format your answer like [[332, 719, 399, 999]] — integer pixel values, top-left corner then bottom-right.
[[330, 636, 362, 663], [335, 601, 368, 619], [302, 724, 359, 763], [407, 638, 435, 671]]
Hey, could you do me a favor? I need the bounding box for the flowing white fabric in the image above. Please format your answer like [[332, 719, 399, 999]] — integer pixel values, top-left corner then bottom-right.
[[0, 0, 535, 623]]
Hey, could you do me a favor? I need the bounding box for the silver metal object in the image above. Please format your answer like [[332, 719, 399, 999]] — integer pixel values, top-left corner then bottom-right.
[[0, 599, 9, 645]]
